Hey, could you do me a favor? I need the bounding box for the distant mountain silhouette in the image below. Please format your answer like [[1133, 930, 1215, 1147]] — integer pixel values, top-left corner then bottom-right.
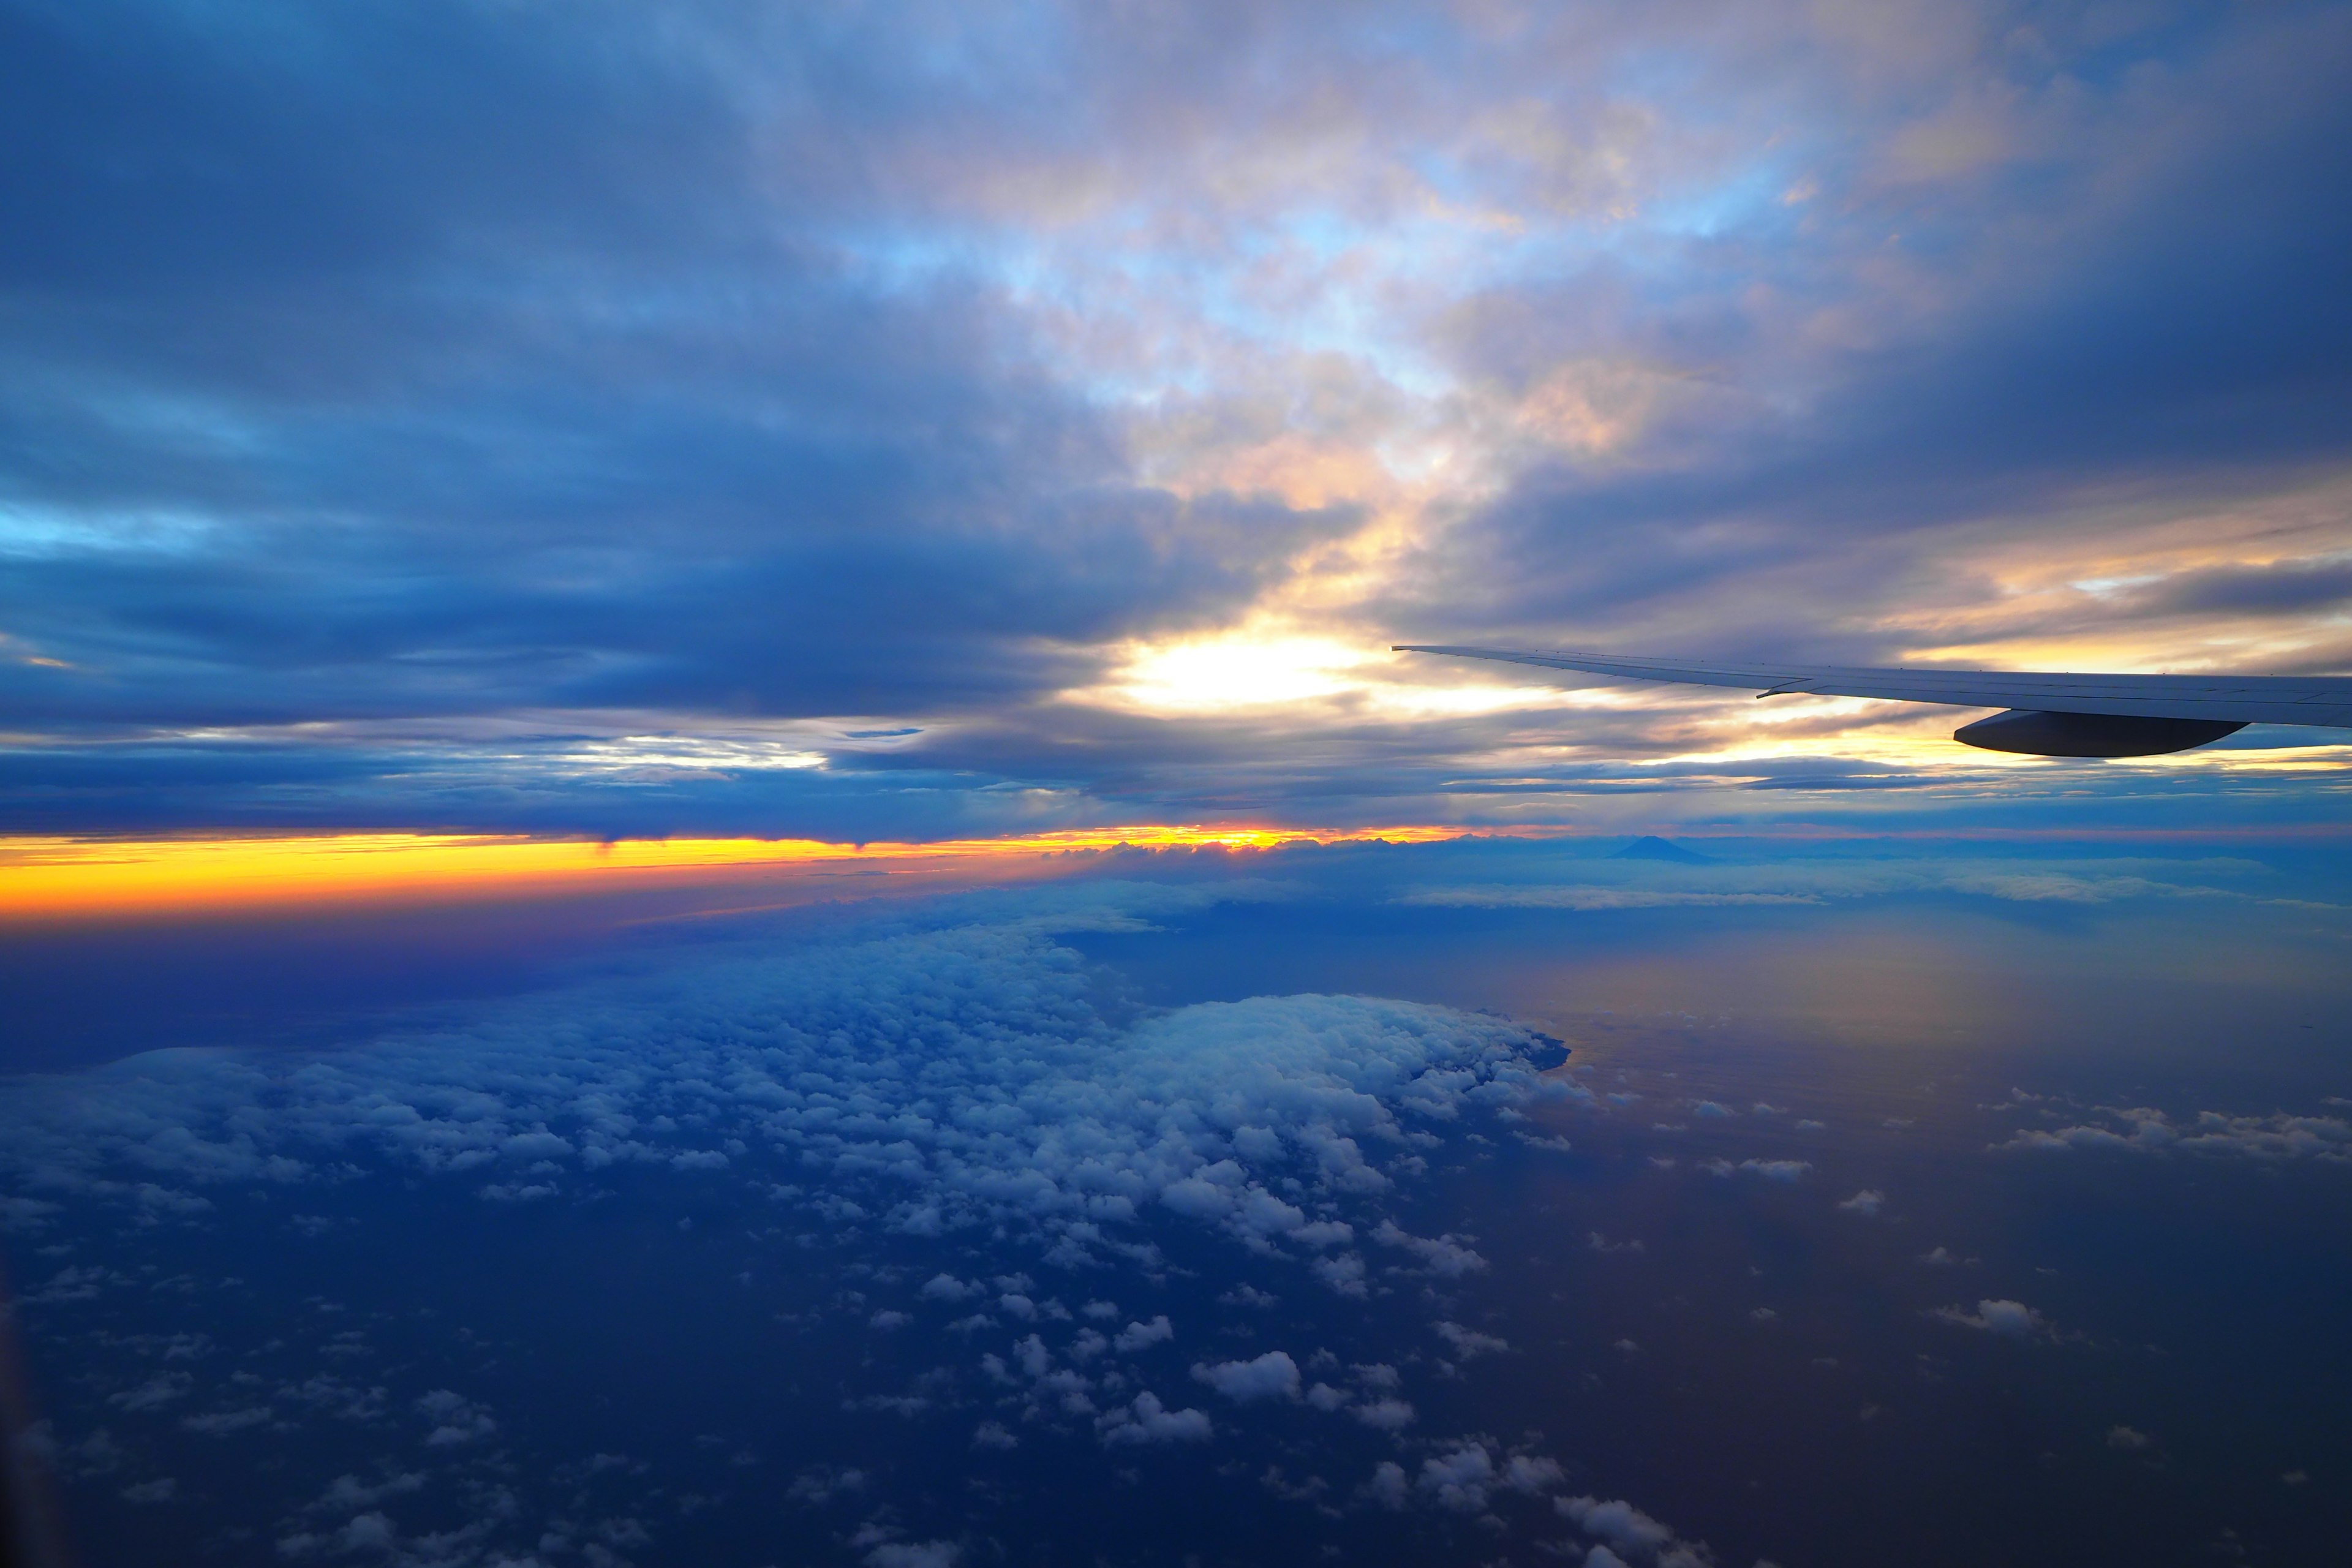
[[1610, 835, 1713, 864]]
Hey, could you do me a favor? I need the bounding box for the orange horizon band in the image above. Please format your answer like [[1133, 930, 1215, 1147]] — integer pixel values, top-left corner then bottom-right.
[[0, 824, 1489, 919]]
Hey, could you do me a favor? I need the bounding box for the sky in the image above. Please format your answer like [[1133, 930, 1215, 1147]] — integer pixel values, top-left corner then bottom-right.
[[3, 0, 2350, 849], [6, 7, 2352, 1567]]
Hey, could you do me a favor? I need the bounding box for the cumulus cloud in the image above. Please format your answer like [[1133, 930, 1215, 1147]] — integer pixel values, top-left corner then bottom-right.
[[1417, 1445, 1497, 1512], [1556, 1494, 1720, 1566], [1702, 1158, 1812, 1183], [1931, 1300, 2051, 1340], [0, 888, 1565, 1306], [1191, 1352, 1300, 1404], [415, 1390, 496, 1446], [1838, 1190, 1885, 1216], [1096, 1392, 1213, 1447], [1371, 1221, 1488, 1276], [1998, 1106, 2351, 1161], [865, 1543, 960, 1568], [1433, 1322, 1510, 1360], [1113, 1316, 1175, 1354]]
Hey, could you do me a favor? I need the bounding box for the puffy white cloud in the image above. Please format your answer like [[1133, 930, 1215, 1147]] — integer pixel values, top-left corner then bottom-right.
[[1097, 1391, 1212, 1446], [415, 1390, 497, 1446], [1433, 1322, 1509, 1359], [1704, 1158, 1811, 1183], [1417, 1444, 1495, 1512], [865, 1542, 960, 1568], [1113, 1316, 1174, 1353], [1, 879, 1717, 1561], [1930, 1299, 2050, 1340], [1191, 1351, 1300, 1403], [1558, 1494, 1680, 1556], [1838, 1190, 1885, 1216], [1501, 1455, 1563, 1493], [1999, 1107, 2350, 1161], [0, 887, 1560, 1300], [1371, 1220, 1487, 1276], [1312, 1254, 1368, 1296]]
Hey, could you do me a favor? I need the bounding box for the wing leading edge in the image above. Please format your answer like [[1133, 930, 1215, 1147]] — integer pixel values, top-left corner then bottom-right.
[[1393, 645, 2352, 757]]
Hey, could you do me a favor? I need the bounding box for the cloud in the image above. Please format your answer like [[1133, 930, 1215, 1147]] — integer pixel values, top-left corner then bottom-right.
[[0, 884, 1566, 1308], [1191, 1352, 1300, 1404], [1371, 1221, 1488, 1276], [415, 1389, 497, 1446], [1557, 1494, 1714, 1565], [2, 1, 2347, 835], [1096, 1391, 1212, 1447], [1930, 1300, 2051, 1340], [108, 1374, 190, 1412], [866, 1544, 961, 1568], [1998, 1106, 2351, 1161], [1838, 1190, 1884, 1216], [1113, 1316, 1175, 1354], [920, 1274, 981, 1302], [1702, 1158, 1812, 1183], [1433, 1322, 1509, 1360], [1417, 1445, 1496, 1513]]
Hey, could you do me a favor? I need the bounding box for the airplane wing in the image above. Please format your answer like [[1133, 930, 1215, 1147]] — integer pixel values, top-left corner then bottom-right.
[[1392, 645, 2352, 756]]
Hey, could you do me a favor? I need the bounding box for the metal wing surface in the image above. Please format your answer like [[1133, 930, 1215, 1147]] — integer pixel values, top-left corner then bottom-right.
[[1392, 646, 2352, 729]]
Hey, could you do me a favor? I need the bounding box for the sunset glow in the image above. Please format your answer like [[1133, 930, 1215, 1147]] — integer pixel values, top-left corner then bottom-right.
[[0, 824, 1479, 920]]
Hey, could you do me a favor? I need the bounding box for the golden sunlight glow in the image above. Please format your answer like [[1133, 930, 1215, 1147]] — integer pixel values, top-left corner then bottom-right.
[[0, 824, 1477, 921], [1087, 631, 1566, 718], [1112, 634, 1368, 709]]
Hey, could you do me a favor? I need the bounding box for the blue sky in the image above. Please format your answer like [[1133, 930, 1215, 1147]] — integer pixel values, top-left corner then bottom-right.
[[2, 0, 2349, 840]]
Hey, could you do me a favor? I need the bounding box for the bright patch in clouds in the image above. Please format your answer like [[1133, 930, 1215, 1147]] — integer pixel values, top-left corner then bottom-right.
[[1090, 634, 1563, 718]]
